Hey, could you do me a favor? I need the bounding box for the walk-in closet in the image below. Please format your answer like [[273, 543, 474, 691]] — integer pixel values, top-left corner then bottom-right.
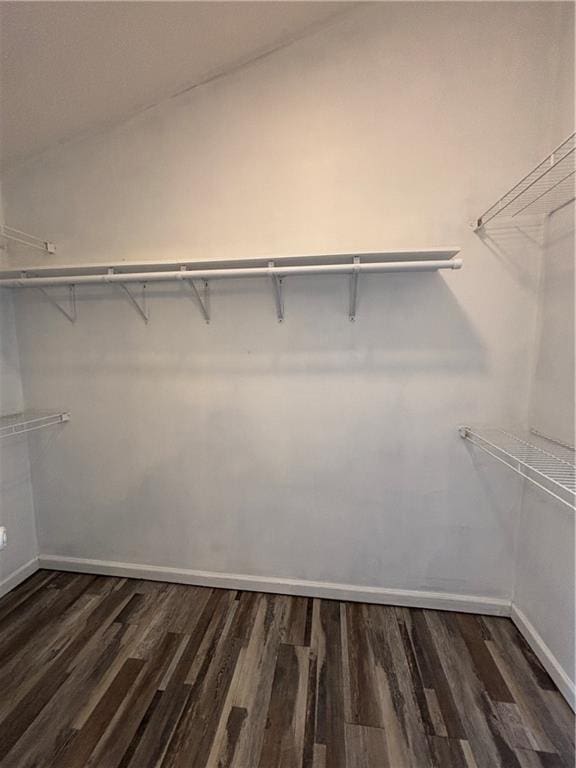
[[0, 2, 574, 766]]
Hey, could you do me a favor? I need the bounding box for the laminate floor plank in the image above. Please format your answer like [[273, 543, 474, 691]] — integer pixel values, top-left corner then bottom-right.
[[484, 618, 575, 767], [258, 643, 309, 768], [0, 571, 572, 768], [317, 599, 347, 768], [0, 569, 57, 623], [211, 593, 291, 768], [344, 723, 389, 768], [424, 609, 523, 768]]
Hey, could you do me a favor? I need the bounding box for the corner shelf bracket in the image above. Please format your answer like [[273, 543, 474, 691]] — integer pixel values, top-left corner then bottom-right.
[[268, 261, 284, 322]]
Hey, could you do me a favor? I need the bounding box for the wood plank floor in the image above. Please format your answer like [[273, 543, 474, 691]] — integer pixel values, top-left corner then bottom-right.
[[0, 570, 573, 768]]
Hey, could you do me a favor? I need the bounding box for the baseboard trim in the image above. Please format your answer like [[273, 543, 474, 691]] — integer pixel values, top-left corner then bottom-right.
[[0, 557, 39, 599], [511, 604, 575, 711], [38, 554, 510, 616]]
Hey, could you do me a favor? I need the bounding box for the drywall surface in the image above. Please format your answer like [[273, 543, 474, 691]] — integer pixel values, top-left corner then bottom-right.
[[530, 205, 575, 446], [514, 204, 575, 697], [1, 3, 573, 599], [0, 289, 39, 591], [514, 483, 575, 699]]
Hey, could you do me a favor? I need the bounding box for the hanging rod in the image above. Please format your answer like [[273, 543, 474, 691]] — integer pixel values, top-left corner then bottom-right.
[[459, 425, 575, 511], [0, 224, 56, 254], [0, 250, 461, 322], [474, 133, 575, 230], [0, 250, 462, 288]]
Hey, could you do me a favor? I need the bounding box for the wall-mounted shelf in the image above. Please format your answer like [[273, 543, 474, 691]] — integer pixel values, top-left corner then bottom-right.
[[0, 410, 70, 439], [459, 425, 575, 510], [0, 248, 462, 324], [474, 133, 575, 230], [0, 224, 56, 254]]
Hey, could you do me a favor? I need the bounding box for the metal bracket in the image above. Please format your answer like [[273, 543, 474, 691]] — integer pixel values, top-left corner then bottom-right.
[[118, 282, 149, 324], [349, 256, 360, 321], [268, 261, 284, 322], [36, 283, 76, 323], [181, 268, 210, 323]]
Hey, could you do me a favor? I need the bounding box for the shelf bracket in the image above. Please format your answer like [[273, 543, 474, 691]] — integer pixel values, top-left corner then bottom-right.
[[181, 268, 210, 323], [349, 256, 360, 321], [268, 261, 284, 322], [118, 281, 149, 324], [35, 283, 76, 323]]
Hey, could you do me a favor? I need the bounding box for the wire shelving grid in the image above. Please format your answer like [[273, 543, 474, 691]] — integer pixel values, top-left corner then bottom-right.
[[475, 133, 575, 229], [459, 426, 575, 510], [0, 411, 70, 439]]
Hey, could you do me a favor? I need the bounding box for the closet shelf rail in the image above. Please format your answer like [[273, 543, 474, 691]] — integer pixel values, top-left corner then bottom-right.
[[0, 224, 56, 254], [0, 410, 70, 439], [474, 133, 575, 230], [459, 426, 575, 510], [0, 249, 462, 323]]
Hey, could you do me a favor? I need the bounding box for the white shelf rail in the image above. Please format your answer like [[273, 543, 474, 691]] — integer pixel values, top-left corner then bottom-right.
[[475, 133, 575, 230], [0, 224, 56, 254], [0, 411, 70, 439], [0, 249, 461, 323], [459, 426, 575, 510]]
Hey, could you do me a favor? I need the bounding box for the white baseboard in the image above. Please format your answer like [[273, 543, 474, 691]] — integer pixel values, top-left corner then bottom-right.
[[511, 603, 575, 711], [0, 557, 39, 599], [37, 554, 510, 616]]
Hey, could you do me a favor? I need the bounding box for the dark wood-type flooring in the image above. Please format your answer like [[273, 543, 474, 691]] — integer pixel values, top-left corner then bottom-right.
[[0, 570, 573, 767]]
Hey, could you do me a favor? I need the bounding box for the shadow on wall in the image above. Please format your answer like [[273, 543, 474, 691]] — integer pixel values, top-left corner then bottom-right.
[[475, 219, 544, 294], [25, 271, 487, 375]]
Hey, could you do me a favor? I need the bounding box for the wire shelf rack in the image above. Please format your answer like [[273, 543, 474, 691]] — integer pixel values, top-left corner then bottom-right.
[[0, 410, 70, 439], [459, 426, 575, 510], [475, 133, 575, 230], [0, 224, 56, 254], [0, 249, 461, 324]]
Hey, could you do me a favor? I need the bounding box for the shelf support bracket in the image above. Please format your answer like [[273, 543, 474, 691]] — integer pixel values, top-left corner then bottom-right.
[[349, 256, 360, 321], [118, 280, 149, 324], [268, 261, 284, 322], [35, 283, 76, 323], [181, 268, 210, 323]]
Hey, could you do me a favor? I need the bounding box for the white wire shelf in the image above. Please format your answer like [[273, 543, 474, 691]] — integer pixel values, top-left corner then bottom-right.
[[459, 426, 575, 510], [475, 133, 575, 230], [0, 410, 70, 439], [0, 224, 56, 254], [0, 249, 462, 324]]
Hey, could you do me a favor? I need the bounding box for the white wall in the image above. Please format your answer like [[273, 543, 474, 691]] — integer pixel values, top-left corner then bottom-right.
[[513, 203, 575, 703], [530, 205, 575, 447], [0, 182, 39, 592], [1, 3, 573, 602]]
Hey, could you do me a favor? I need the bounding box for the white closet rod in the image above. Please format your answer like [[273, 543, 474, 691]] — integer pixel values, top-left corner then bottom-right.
[[0, 258, 462, 288]]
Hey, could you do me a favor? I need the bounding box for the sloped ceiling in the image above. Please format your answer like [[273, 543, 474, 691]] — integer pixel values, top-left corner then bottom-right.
[[0, 1, 354, 169]]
